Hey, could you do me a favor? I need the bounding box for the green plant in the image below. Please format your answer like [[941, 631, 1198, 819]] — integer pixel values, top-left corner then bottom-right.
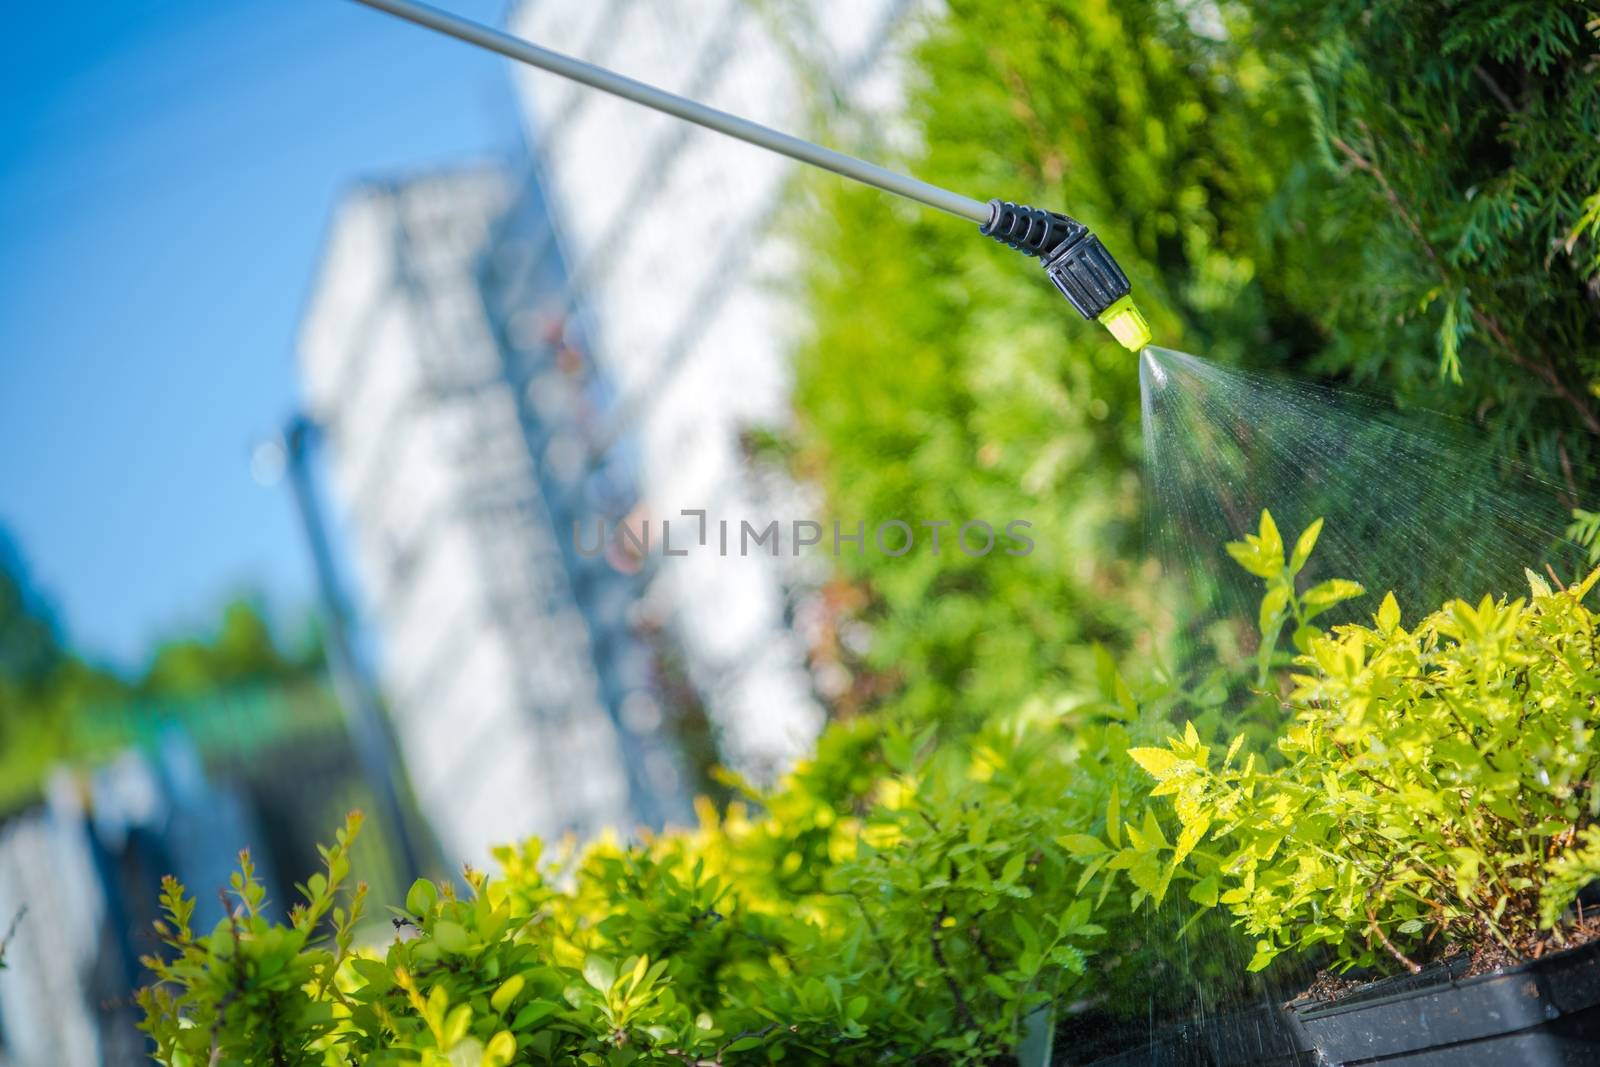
[[138, 652, 1287, 1064], [787, 0, 1600, 740], [1568, 507, 1600, 565], [136, 715, 1130, 1065], [137, 814, 371, 1065], [1250, 0, 1600, 471], [1222, 512, 1365, 684], [137, 503, 1600, 1059], [788, 0, 1320, 727], [1126, 510, 1600, 974]]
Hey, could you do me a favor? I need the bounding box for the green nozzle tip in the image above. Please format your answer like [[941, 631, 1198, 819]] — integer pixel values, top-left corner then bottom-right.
[[1097, 295, 1151, 352]]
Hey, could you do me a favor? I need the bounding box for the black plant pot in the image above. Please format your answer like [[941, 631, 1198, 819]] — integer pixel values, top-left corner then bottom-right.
[[1200, 1002, 1316, 1066], [1075, 1001, 1315, 1066], [1287, 939, 1600, 1065]]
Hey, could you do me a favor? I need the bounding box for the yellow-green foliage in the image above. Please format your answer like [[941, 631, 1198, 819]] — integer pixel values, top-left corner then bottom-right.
[[1125, 511, 1600, 973], [789, 0, 1600, 734], [137, 519, 1600, 1062], [789, 0, 1315, 724], [137, 719, 1119, 1065], [138, 817, 371, 1065]]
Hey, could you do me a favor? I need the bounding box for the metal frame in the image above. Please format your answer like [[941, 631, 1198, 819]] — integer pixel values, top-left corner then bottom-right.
[[350, 0, 990, 222]]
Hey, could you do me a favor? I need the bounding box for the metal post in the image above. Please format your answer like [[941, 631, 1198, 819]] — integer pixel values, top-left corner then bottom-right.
[[282, 416, 429, 880], [347, 0, 992, 224]]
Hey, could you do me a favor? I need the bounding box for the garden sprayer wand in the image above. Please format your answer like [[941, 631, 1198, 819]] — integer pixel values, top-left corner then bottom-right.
[[348, 0, 1154, 352]]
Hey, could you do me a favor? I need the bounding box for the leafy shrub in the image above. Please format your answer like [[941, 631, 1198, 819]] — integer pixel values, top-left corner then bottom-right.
[[136, 667, 1289, 1064], [136, 717, 1132, 1065], [138, 818, 370, 1065], [1126, 511, 1600, 974], [789, 0, 1319, 725], [1249, 0, 1600, 469], [136, 513, 1600, 1061], [788, 0, 1600, 735]]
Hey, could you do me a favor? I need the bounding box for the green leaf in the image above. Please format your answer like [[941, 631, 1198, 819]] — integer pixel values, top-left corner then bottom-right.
[[1226, 541, 1278, 580], [1141, 808, 1170, 851], [583, 955, 616, 994], [1291, 624, 1321, 652], [1188, 874, 1220, 908], [1173, 818, 1210, 865], [433, 921, 470, 955], [482, 1031, 516, 1067], [351, 957, 394, 993], [1375, 591, 1401, 632], [882, 730, 914, 773], [1128, 746, 1181, 780], [1058, 834, 1109, 857], [426, 985, 449, 1031], [490, 975, 524, 1014], [1014, 912, 1041, 954], [510, 1001, 559, 1029], [1302, 579, 1365, 616], [1524, 568, 1553, 600], [1246, 942, 1280, 972], [627, 953, 649, 994], [442, 1003, 472, 1049], [1289, 517, 1324, 574], [1128, 852, 1166, 899], [1113, 674, 1139, 719], [1438, 291, 1463, 384], [406, 878, 438, 917], [1259, 583, 1290, 638], [1257, 510, 1283, 565], [1074, 855, 1108, 895]]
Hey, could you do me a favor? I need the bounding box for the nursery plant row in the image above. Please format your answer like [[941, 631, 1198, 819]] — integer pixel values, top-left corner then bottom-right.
[[137, 513, 1600, 1066]]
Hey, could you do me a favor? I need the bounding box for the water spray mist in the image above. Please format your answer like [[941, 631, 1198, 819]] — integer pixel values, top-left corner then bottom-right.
[[348, 0, 1154, 352]]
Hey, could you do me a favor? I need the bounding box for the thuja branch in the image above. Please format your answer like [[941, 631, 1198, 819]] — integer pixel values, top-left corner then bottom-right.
[[1328, 131, 1600, 434]]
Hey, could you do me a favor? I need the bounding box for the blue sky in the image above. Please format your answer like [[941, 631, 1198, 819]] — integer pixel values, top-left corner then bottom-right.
[[0, 0, 520, 665]]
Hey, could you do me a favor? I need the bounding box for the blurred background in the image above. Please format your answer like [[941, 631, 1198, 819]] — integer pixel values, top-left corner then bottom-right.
[[3, 1, 1596, 1063], [0, 1, 923, 1061]]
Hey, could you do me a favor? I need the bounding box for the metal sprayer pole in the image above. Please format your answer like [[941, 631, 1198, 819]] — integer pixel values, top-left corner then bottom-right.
[[347, 0, 992, 224]]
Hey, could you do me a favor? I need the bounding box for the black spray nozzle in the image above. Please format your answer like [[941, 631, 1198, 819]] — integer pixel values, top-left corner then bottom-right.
[[980, 199, 1151, 351], [980, 200, 1087, 258]]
